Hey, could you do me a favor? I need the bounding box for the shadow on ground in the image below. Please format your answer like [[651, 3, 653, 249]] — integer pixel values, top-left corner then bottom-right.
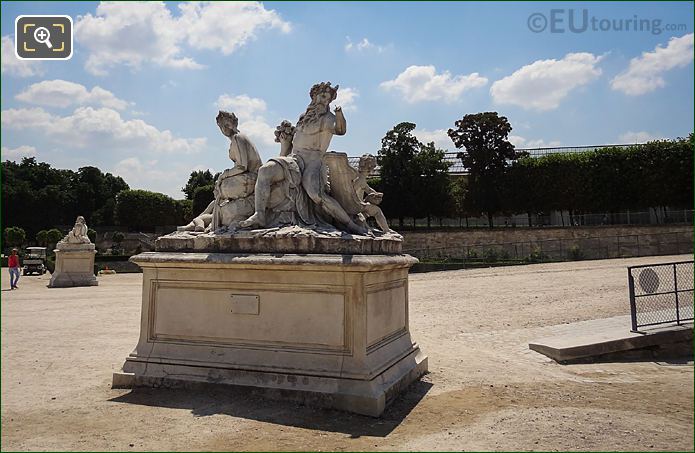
[[109, 380, 433, 438]]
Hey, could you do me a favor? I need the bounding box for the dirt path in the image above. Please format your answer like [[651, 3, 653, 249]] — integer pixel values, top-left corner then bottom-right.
[[2, 255, 692, 451]]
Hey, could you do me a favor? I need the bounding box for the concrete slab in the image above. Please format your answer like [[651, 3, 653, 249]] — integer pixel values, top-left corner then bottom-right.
[[529, 315, 693, 363]]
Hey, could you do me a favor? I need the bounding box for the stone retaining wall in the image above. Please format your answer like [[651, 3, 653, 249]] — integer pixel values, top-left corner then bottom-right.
[[402, 225, 693, 261]]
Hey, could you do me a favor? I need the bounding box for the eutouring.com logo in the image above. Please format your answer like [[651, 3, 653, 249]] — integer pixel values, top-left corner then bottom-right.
[[527, 9, 688, 35]]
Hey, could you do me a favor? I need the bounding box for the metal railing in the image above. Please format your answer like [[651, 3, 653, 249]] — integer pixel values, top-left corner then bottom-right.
[[389, 209, 694, 229], [627, 261, 694, 332], [347, 143, 642, 176]]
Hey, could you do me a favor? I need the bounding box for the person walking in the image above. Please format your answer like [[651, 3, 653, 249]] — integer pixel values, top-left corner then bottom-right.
[[8, 248, 20, 289]]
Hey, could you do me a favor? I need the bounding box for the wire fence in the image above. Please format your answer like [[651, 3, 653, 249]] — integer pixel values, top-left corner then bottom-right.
[[405, 231, 693, 266], [628, 261, 694, 332]]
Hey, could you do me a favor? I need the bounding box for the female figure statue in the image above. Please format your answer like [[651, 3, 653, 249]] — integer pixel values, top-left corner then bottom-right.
[[178, 111, 261, 232]]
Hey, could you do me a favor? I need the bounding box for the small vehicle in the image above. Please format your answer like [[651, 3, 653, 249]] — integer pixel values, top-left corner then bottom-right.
[[23, 247, 47, 275]]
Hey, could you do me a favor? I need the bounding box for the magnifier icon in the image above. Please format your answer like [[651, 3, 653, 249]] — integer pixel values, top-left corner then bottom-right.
[[33, 26, 53, 49]]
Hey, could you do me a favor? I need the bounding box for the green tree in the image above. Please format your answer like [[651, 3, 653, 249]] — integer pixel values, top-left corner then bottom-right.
[[192, 185, 215, 216], [114, 190, 178, 230], [111, 231, 125, 255], [175, 199, 193, 225], [1, 158, 128, 235], [46, 229, 64, 248], [377, 122, 421, 227], [36, 230, 49, 247], [4, 227, 26, 249], [111, 231, 125, 247], [87, 228, 97, 243], [413, 141, 454, 226], [447, 112, 525, 227], [182, 170, 215, 200]]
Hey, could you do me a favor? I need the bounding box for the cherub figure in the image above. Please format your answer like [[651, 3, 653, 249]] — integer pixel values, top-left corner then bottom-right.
[[353, 154, 392, 233]]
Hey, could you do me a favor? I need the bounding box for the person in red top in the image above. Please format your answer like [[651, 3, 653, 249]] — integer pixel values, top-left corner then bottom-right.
[[8, 248, 20, 289]]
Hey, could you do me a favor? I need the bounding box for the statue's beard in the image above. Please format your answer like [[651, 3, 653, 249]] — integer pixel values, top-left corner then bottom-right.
[[297, 101, 328, 129]]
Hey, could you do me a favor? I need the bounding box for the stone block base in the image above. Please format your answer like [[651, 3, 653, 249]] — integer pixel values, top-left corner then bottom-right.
[[114, 348, 427, 417], [49, 246, 98, 288], [114, 251, 428, 416]]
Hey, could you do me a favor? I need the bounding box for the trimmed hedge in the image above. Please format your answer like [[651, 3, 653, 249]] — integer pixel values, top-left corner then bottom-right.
[[95, 254, 131, 262], [499, 138, 693, 215]]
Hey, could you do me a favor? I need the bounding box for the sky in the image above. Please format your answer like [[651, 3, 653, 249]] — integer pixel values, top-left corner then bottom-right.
[[1, 1, 693, 198]]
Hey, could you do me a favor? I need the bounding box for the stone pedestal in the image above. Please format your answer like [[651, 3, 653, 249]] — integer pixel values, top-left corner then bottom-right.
[[48, 243, 98, 288], [113, 252, 427, 416]]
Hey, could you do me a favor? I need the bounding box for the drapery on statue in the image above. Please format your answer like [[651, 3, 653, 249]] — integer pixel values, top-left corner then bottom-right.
[[239, 82, 367, 234], [178, 111, 260, 232], [62, 216, 91, 244]]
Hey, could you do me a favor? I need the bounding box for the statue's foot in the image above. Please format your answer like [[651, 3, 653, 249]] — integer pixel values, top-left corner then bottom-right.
[[239, 213, 264, 229], [346, 221, 368, 236]]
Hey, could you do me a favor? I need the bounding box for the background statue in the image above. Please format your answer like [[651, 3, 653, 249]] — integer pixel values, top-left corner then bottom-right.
[[61, 216, 91, 244], [240, 82, 366, 234]]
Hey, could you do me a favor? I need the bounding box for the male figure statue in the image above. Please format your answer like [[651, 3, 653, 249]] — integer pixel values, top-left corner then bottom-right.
[[240, 82, 366, 234]]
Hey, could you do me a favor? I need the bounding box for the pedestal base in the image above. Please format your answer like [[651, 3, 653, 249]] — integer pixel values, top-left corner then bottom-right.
[[113, 348, 427, 417], [49, 245, 97, 288], [114, 252, 428, 416]]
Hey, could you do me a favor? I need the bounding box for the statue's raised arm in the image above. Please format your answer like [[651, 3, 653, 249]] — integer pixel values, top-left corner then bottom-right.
[[334, 105, 346, 136]]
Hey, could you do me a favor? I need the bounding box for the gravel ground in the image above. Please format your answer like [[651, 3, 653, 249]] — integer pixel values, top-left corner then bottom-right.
[[1, 254, 693, 451]]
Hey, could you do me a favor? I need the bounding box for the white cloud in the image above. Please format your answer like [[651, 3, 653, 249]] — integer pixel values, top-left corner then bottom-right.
[[1, 145, 38, 161], [217, 94, 267, 117], [611, 33, 694, 96], [490, 53, 603, 111], [179, 1, 290, 54], [75, 2, 198, 75], [2, 106, 206, 154], [216, 94, 276, 146], [414, 128, 453, 151], [112, 157, 207, 198], [618, 131, 664, 144], [1, 35, 43, 77], [75, 1, 290, 75], [15, 79, 130, 110], [509, 135, 562, 148], [380, 65, 488, 103], [345, 37, 385, 53], [334, 87, 359, 111]]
